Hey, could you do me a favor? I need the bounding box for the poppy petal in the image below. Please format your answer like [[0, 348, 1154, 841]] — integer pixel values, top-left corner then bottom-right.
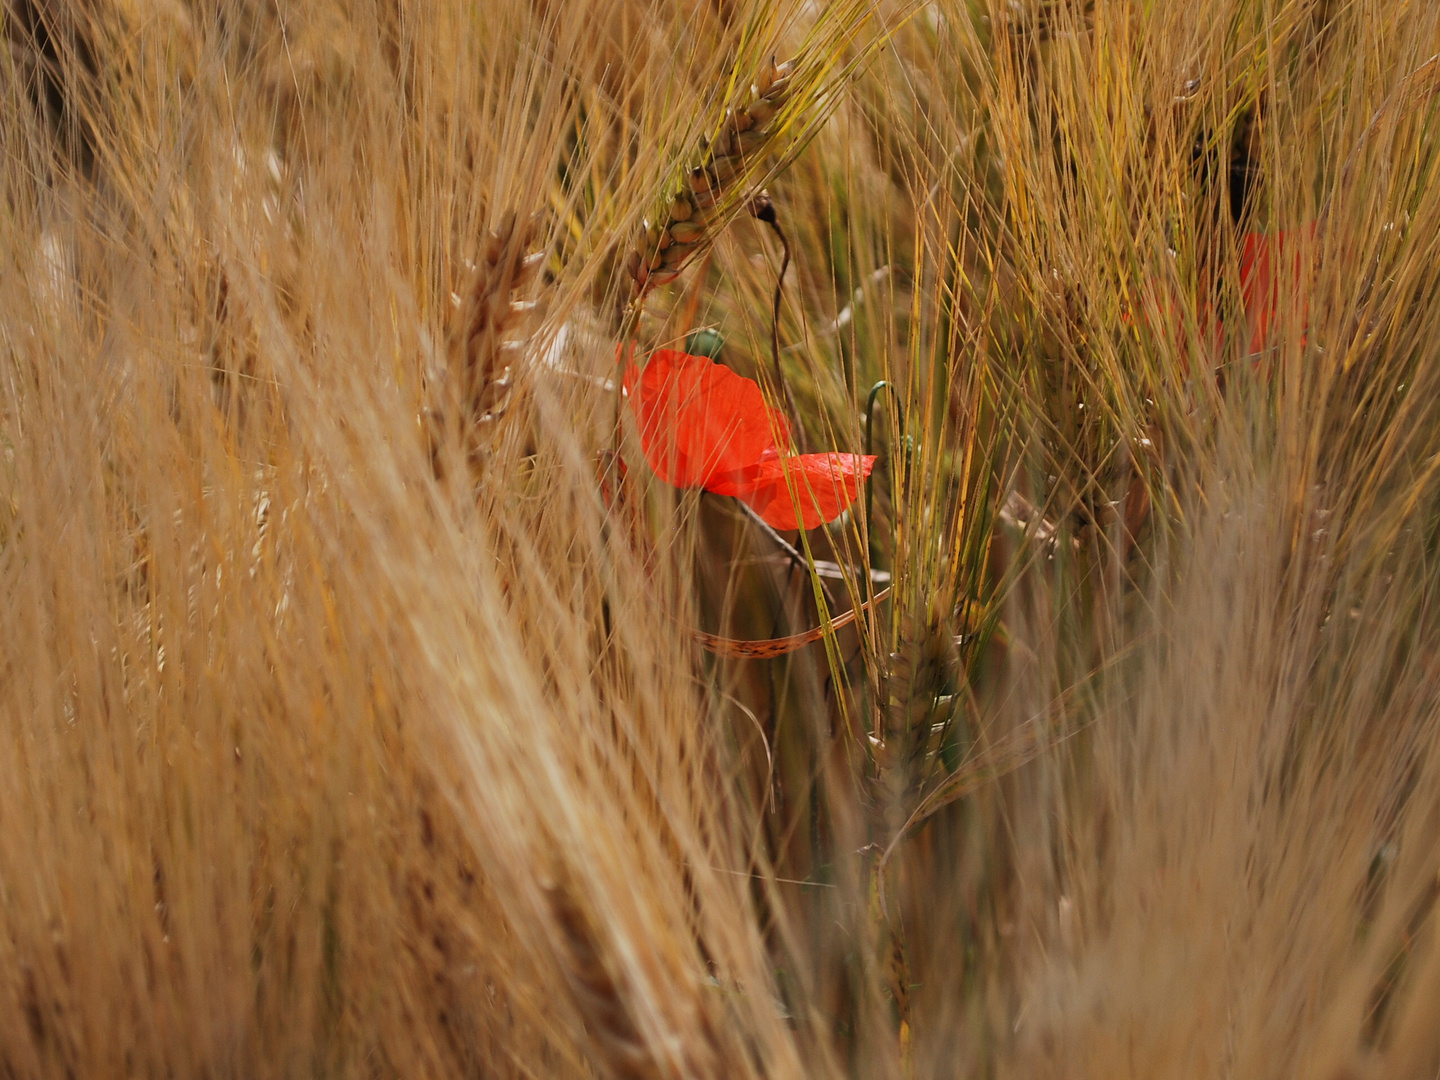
[[729, 453, 877, 530], [624, 348, 873, 529], [1240, 225, 1312, 355], [627, 350, 775, 488]]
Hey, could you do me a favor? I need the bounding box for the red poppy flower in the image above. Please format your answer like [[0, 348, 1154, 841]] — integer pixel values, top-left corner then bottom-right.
[[623, 349, 877, 530], [1238, 226, 1311, 355], [1122, 225, 1313, 360]]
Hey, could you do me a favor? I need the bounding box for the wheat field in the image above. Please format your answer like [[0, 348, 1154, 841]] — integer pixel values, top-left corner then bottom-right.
[[3, 0, 1440, 1076]]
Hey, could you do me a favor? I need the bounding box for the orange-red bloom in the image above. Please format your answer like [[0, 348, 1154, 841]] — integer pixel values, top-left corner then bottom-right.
[[1237, 227, 1311, 355], [624, 349, 876, 530], [1121, 226, 1313, 360]]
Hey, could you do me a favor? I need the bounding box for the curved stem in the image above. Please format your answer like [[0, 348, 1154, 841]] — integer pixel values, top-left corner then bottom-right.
[[865, 380, 905, 559], [755, 198, 806, 451]]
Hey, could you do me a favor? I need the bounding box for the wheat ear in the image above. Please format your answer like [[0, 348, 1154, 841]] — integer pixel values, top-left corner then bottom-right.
[[869, 606, 963, 1059], [542, 874, 726, 1080], [426, 209, 546, 479], [624, 57, 796, 299]]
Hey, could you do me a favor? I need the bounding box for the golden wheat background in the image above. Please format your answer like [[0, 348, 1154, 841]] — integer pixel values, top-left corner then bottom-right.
[[3, 0, 1440, 1075]]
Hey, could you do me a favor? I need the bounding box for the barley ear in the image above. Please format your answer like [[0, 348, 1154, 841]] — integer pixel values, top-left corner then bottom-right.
[[542, 876, 667, 1080], [625, 58, 797, 301], [868, 604, 961, 1057], [543, 868, 731, 1080], [425, 209, 547, 481]]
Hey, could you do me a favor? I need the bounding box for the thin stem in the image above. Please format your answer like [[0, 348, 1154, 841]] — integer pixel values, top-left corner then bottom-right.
[[734, 499, 838, 609], [753, 194, 806, 451]]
